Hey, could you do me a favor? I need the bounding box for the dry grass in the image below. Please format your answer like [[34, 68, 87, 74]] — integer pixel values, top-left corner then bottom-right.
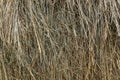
[[0, 0, 120, 80]]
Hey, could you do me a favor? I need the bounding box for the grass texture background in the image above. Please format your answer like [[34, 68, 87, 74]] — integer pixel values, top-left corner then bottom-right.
[[0, 0, 120, 80]]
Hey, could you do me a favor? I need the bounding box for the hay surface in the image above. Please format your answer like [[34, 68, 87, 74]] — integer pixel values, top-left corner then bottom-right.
[[0, 0, 120, 80]]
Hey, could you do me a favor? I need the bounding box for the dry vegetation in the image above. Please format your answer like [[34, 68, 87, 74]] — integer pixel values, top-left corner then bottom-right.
[[0, 0, 120, 80]]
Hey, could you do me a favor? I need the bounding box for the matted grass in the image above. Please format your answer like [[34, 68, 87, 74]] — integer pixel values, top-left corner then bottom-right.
[[0, 0, 120, 80]]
